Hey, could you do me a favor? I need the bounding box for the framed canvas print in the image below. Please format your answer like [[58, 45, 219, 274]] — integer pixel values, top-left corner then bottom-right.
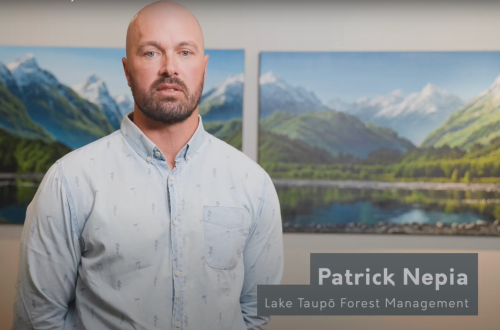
[[259, 51, 500, 236], [0, 46, 244, 224]]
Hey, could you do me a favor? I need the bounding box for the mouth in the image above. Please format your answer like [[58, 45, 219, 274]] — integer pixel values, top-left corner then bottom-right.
[[156, 84, 183, 96]]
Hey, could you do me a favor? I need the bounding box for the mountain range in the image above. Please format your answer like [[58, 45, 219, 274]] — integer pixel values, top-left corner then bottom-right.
[[422, 74, 500, 150], [259, 72, 329, 118], [342, 84, 464, 145], [259, 110, 415, 161], [0, 54, 114, 149], [259, 71, 465, 146], [200, 73, 244, 122], [0, 53, 244, 152], [258, 70, 500, 163], [115, 94, 134, 118], [4, 52, 499, 166], [72, 75, 130, 130]]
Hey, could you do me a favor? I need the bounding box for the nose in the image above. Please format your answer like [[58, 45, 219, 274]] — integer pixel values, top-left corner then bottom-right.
[[158, 52, 178, 77]]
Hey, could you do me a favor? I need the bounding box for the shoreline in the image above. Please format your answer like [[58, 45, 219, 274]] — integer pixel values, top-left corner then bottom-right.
[[283, 219, 500, 236], [0, 173, 44, 180], [3, 175, 500, 192], [273, 179, 500, 192]]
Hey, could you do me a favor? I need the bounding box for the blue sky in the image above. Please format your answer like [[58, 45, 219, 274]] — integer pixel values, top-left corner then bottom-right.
[[260, 52, 500, 103], [0, 46, 243, 99]]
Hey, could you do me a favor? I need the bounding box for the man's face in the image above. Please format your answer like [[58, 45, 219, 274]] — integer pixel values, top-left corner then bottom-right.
[[124, 9, 208, 124]]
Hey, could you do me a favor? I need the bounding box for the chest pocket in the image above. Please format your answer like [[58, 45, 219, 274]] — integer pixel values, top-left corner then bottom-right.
[[203, 205, 251, 270]]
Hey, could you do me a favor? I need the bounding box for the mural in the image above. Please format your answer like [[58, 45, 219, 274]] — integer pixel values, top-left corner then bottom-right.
[[259, 51, 500, 236], [0, 46, 244, 224]]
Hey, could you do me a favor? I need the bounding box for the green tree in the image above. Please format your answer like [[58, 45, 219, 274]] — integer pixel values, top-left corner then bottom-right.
[[463, 171, 471, 184]]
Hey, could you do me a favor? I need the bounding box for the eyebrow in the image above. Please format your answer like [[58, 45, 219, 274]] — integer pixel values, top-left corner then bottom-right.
[[177, 41, 199, 52], [136, 40, 199, 54], [137, 41, 163, 54]]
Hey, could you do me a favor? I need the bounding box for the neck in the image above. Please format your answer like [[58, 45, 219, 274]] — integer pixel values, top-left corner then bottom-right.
[[132, 107, 200, 170]]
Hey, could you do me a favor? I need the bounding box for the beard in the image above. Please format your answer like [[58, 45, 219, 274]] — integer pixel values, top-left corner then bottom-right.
[[129, 72, 204, 124]]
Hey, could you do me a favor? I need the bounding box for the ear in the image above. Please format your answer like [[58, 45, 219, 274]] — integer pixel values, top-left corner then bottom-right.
[[122, 57, 131, 87], [203, 54, 209, 82]]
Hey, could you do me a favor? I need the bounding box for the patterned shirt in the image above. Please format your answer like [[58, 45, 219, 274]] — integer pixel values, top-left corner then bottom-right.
[[12, 113, 284, 330]]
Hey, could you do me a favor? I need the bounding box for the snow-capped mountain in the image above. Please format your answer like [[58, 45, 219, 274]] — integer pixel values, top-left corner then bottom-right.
[[0, 59, 55, 142], [327, 84, 463, 145], [0, 61, 21, 98], [114, 94, 134, 117], [422, 74, 500, 149], [5, 53, 90, 105], [260, 71, 462, 144], [326, 97, 351, 112], [202, 73, 243, 104], [259, 71, 328, 118], [1, 54, 114, 149], [349, 89, 406, 119], [375, 84, 463, 119], [199, 73, 243, 121], [72, 75, 123, 129], [470, 73, 500, 105], [6, 53, 59, 89], [0, 62, 13, 84]]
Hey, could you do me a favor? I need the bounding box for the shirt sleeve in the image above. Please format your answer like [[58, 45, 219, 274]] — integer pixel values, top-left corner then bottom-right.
[[12, 161, 82, 329], [240, 174, 284, 330]]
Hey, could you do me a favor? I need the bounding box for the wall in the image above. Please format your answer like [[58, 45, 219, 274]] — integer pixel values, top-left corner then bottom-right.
[[1, 0, 500, 329]]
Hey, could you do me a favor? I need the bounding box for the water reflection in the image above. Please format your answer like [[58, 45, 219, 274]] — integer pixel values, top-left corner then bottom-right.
[[277, 186, 499, 227], [0, 179, 40, 224], [2, 180, 499, 227]]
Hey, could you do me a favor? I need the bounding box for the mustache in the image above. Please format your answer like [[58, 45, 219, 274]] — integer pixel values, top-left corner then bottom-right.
[[152, 76, 188, 93]]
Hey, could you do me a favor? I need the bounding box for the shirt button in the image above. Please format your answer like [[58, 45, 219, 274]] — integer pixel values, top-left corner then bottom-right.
[[173, 220, 179, 226], [186, 155, 191, 161], [169, 176, 175, 181], [155, 151, 161, 158], [175, 321, 181, 328], [174, 269, 181, 277], [146, 156, 152, 162]]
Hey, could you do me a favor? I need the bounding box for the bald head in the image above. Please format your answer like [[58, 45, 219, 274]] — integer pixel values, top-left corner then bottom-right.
[[126, 1, 204, 59], [122, 0, 209, 125]]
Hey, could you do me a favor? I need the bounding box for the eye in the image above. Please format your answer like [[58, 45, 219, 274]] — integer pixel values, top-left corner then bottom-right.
[[181, 50, 191, 57], [145, 51, 156, 58]]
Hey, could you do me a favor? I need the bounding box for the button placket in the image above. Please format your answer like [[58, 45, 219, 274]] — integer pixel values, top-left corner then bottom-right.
[[168, 166, 184, 329]]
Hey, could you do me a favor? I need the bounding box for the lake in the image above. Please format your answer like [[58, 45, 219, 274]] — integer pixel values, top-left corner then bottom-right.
[[0, 179, 39, 224], [1, 179, 499, 228], [276, 184, 499, 227]]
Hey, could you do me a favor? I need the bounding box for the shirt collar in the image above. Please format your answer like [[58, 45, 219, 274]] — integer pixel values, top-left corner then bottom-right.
[[120, 112, 206, 163]]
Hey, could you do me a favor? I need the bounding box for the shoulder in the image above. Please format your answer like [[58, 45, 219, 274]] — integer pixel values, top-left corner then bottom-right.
[[206, 132, 272, 184], [204, 133, 275, 213], [50, 131, 123, 198], [56, 131, 122, 176]]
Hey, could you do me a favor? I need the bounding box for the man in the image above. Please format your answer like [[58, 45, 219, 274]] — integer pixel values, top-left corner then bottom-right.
[[12, 1, 283, 329]]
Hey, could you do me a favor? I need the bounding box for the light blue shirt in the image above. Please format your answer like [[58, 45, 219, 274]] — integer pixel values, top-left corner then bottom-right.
[[12, 113, 284, 330]]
